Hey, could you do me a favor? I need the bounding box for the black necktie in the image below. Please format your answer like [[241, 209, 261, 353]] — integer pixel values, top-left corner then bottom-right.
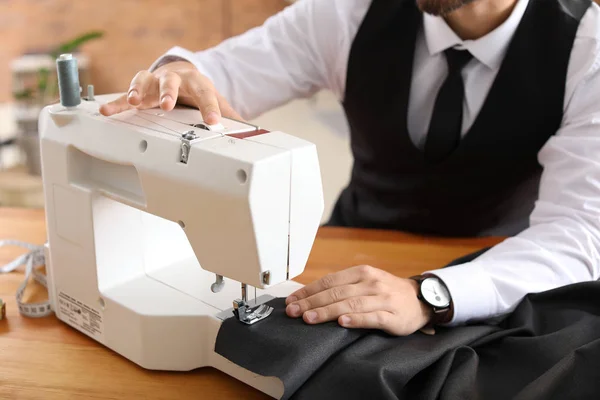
[[424, 48, 473, 162]]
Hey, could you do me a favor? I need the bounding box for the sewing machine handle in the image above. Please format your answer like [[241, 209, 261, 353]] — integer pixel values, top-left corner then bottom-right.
[[68, 146, 147, 208]]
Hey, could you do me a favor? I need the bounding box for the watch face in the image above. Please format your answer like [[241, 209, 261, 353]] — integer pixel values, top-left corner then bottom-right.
[[420, 278, 451, 308]]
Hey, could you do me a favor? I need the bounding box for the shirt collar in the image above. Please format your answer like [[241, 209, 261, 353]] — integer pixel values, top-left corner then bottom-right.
[[422, 0, 530, 70]]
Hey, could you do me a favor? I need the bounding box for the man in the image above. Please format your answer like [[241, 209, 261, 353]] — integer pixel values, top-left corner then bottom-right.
[[100, 0, 600, 336]]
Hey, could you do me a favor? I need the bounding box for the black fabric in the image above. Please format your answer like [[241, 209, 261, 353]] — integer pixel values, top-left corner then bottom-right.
[[331, 0, 592, 237], [424, 49, 473, 163], [214, 257, 600, 399], [289, 282, 600, 400], [215, 297, 370, 399]]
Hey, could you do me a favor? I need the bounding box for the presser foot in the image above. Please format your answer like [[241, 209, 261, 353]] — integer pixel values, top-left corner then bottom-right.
[[232, 299, 274, 325]]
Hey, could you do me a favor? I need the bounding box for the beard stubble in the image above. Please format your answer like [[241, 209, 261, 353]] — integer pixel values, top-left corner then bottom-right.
[[416, 0, 478, 16]]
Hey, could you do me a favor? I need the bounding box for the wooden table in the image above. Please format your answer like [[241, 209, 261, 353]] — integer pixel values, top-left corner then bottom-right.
[[0, 207, 503, 399], [0, 165, 44, 209]]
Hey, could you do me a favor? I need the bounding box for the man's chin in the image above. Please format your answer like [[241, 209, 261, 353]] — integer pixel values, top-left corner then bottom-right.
[[416, 0, 476, 16]]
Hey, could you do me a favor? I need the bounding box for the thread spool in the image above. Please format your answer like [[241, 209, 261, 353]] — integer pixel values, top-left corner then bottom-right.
[[56, 54, 81, 108]]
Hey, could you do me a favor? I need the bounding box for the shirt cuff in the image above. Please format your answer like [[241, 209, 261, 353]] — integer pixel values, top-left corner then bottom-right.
[[424, 261, 498, 326], [148, 46, 212, 78]]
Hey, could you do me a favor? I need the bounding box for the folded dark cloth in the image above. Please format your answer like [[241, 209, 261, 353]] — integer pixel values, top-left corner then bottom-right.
[[215, 250, 600, 400]]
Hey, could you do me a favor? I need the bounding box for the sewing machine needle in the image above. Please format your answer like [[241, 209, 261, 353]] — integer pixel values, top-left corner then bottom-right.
[[254, 287, 256, 305]]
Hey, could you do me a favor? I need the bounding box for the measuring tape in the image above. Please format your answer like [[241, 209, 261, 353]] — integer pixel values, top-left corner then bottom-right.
[[0, 240, 53, 318]]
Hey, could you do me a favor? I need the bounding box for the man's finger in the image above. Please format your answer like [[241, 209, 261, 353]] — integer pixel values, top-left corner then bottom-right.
[[179, 73, 221, 125], [286, 284, 363, 317], [286, 265, 378, 305], [99, 94, 133, 116], [301, 295, 388, 324], [158, 71, 181, 111], [127, 70, 155, 106], [338, 311, 396, 332], [216, 92, 244, 121]]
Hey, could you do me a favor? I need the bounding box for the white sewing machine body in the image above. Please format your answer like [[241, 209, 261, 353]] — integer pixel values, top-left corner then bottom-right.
[[38, 91, 324, 398]]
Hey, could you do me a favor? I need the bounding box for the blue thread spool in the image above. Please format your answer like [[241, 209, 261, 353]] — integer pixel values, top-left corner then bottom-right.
[[56, 54, 81, 108]]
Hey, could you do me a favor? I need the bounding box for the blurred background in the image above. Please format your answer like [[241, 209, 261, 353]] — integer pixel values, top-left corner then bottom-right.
[[0, 0, 352, 222]]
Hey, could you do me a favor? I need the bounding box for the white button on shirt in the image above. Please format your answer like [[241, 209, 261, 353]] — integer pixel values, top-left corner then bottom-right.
[[151, 0, 600, 326]]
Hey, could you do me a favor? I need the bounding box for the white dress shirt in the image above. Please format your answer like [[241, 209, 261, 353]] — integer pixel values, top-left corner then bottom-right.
[[150, 0, 600, 326]]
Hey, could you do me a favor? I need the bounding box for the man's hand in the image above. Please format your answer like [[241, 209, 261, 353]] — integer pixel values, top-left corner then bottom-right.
[[285, 265, 433, 336], [99, 61, 242, 124]]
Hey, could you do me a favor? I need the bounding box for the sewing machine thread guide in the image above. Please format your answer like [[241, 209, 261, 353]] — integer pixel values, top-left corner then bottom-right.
[[262, 271, 271, 285], [180, 130, 197, 164]]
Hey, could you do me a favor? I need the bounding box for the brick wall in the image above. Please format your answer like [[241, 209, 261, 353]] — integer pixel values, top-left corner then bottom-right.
[[0, 0, 287, 103]]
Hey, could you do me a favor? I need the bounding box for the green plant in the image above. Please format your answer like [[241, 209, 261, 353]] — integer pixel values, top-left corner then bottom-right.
[[12, 30, 104, 105]]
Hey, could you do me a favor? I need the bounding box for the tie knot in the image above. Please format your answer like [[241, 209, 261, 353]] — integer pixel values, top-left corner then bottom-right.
[[444, 48, 473, 73]]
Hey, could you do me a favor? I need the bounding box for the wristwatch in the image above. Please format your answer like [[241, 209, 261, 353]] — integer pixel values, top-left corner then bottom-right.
[[410, 274, 453, 325]]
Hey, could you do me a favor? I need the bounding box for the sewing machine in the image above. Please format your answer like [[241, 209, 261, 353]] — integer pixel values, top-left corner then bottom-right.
[[38, 54, 324, 398]]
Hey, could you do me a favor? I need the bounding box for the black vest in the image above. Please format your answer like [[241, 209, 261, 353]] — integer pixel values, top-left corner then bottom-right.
[[330, 0, 592, 237]]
